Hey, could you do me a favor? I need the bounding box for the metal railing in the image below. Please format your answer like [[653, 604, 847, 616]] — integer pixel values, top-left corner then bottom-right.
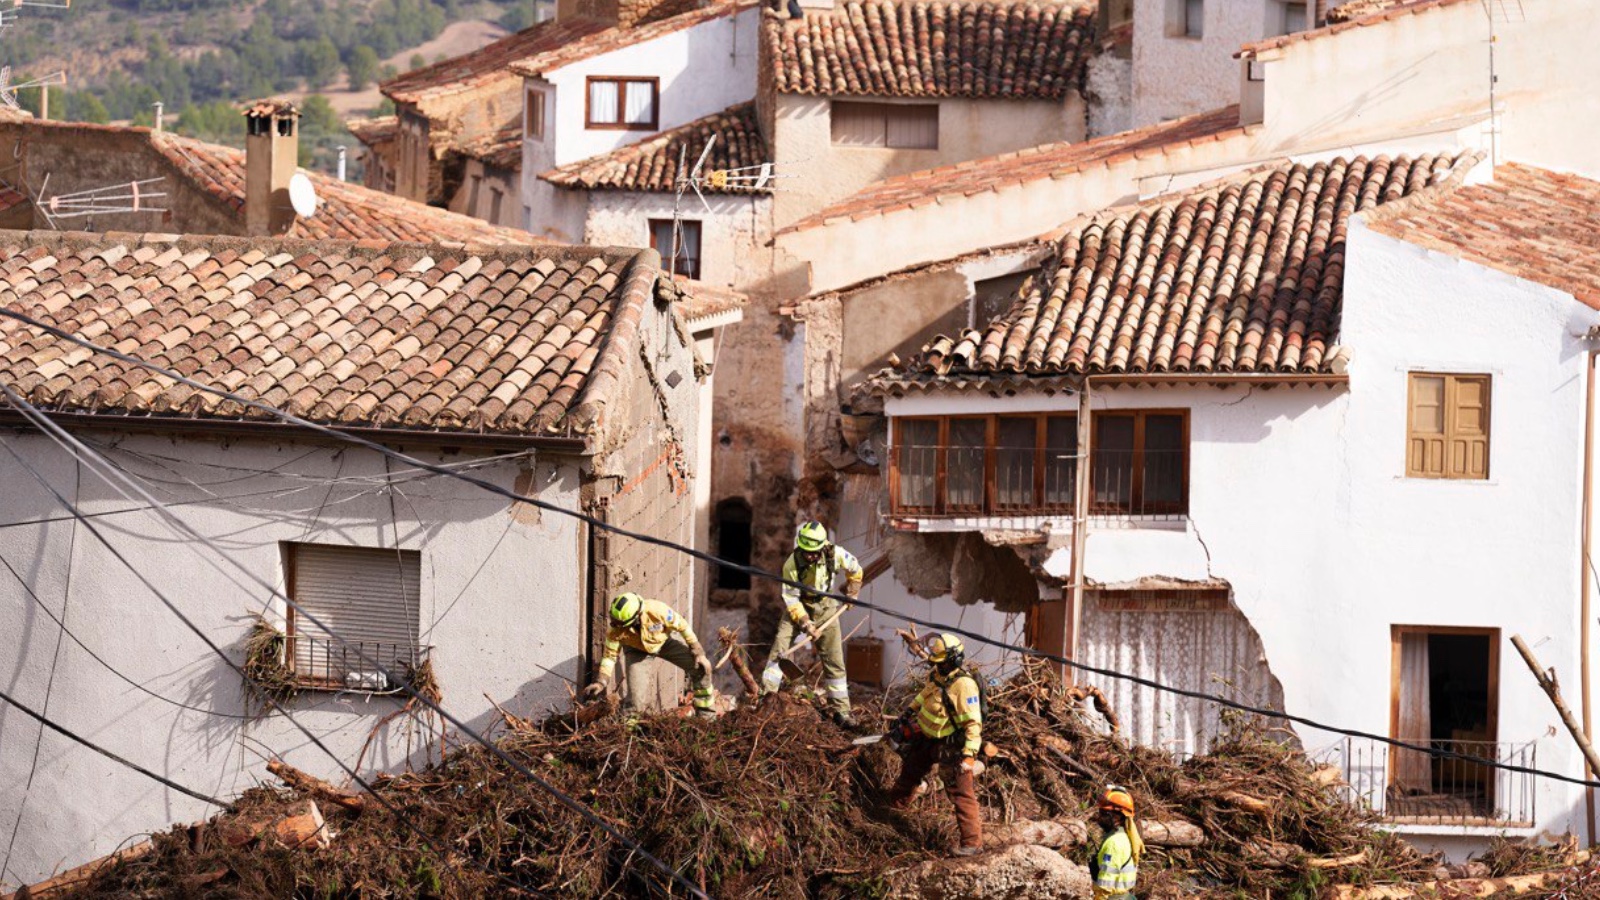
[[289, 635, 432, 694], [893, 444, 1187, 519], [1316, 737, 1537, 826]]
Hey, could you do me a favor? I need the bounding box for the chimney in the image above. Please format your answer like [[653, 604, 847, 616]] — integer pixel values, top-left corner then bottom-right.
[[243, 99, 300, 236], [152, 101, 163, 133], [336, 145, 347, 182]]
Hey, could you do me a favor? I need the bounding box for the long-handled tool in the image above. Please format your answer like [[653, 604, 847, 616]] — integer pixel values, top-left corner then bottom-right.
[[775, 602, 852, 680]]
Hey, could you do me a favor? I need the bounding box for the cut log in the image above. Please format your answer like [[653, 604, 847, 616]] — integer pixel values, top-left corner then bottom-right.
[[267, 759, 366, 814], [1218, 790, 1272, 816], [887, 843, 1093, 900], [1308, 849, 1367, 870], [273, 800, 331, 849], [1334, 868, 1581, 899], [1, 841, 152, 900], [1140, 819, 1204, 847], [983, 819, 1088, 850], [1311, 765, 1345, 787]]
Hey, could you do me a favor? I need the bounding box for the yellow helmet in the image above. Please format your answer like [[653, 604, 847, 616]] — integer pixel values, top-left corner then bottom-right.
[[796, 520, 829, 552], [610, 592, 643, 626], [926, 633, 965, 667]]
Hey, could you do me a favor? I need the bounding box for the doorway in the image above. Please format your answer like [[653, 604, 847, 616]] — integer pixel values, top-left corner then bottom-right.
[[1389, 626, 1499, 820]]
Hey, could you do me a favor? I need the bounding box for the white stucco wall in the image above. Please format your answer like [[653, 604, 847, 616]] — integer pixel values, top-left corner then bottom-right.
[[545, 8, 759, 168], [584, 192, 772, 292], [848, 216, 1600, 848], [1132, 0, 1284, 127], [449, 160, 524, 228], [0, 435, 585, 887], [1251, 0, 1600, 177]]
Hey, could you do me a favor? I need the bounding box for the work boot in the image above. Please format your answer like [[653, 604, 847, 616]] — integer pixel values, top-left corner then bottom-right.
[[832, 710, 859, 730], [694, 708, 717, 720], [953, 846, 981, 858]]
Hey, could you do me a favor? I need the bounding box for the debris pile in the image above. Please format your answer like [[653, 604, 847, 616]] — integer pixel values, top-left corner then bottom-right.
[[37, 660, 1596, 899]]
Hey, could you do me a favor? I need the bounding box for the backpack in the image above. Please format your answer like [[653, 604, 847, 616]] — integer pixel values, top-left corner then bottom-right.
[[789, 544, 837, 602]]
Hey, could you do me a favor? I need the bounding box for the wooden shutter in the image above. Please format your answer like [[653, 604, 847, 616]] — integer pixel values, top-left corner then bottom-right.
[[885, 105, 938, 149], [289, 544, 421, 680], [831, 101, 887, 146], [1448, 375, 1491, 479], [1407, 374, 1447, 477]]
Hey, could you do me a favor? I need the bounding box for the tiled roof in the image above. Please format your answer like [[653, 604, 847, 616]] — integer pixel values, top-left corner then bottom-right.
[[0, 232, 657, 437], [780, 105, 1244, 234], [458, 123, 524, 171], [510, 2, 754, 77], [1239, 0, 1470, 57], [346, 115, 400, 148], [765, 0, 1097, 99], [904, 152, 1471, 380], [1365, 163, 1600, 309], [382, 19, 610, 105], [149, 131, 531, 243], [542, 102, 768, 193], [659, 274, 747, 322]]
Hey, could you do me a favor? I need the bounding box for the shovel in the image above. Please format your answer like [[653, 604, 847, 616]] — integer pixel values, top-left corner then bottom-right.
[[775, 603, 852, 680]]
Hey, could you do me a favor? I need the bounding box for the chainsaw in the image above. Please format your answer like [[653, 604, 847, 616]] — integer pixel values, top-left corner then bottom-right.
[[851, 712, 918, 750]]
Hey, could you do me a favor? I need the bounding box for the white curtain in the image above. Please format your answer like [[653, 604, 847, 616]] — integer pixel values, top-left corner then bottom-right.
[[624, 81, 655, 126], [1394, 633, 1433, 794], [589, 81, 618, 124]]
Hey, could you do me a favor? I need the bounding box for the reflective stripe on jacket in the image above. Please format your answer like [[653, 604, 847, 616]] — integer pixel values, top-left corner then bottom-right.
[[908, 671, 982, 756], [598, 598, 699, 678], [781, 545, 863, 622], [1094, 827, 1137, 898]]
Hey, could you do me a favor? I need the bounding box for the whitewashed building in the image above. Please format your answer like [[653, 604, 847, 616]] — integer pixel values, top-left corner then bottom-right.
[[0, 232, 710, 887]]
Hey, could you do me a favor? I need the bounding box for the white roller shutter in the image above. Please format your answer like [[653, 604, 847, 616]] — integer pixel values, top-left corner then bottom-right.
[[289, 543, 422, 686]]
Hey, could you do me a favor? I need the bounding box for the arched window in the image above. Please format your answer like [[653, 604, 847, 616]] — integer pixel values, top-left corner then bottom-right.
[[714, 498, 753, 590]]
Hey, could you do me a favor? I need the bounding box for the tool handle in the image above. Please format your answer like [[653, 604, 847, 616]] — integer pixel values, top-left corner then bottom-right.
[[781, 604, 851, 658]]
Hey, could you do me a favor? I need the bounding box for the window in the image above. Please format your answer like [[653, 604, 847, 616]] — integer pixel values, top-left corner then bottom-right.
[[1168, 0, 1204, 36], [1272, 0, 1306, 35], [971, 272, 1030, 329], [524, 88, 545, 140], [830, 101, 939, 149], [649, 218, 701, 280], [1406, 373, 1490, 480], [1092, 411, 1186, 515], [489, 187, 504, 223], [467, 174, 482, 216], [586, 77, 658, 130], [285, 543, 426, 690], [714, 498, 753, 590], [891, 413, 1078, 516]]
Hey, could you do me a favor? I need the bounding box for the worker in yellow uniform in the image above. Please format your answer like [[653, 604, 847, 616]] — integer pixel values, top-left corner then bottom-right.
[[760, 521, 863, 728], [885, 633, 984, 855], [583, 592, 715, 719], [1092, 785, 1142, 899]]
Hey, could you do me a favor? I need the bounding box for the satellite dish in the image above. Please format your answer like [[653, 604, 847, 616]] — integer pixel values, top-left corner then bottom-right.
[[288, 171, 318, 218]]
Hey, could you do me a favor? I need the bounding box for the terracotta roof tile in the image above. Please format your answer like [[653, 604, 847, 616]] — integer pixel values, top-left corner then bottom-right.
[[780, 105, 1244, 234], [509, 2, 756, 77], [381, 19, 612, 106], [1239, 0, 1470, 57], [765, 0, 1096, 99], [542, 102, 768, 193], [457, 123, 524, 171], [904, 152, 1472, 381], [345, 115, 400, 148], [147, 131, 530, 243], [0, 232, 652, 436], [1365, 163, 1600, 309]]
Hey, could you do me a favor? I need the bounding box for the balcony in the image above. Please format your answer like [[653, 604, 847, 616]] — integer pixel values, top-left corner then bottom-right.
[[1317, 737, 1537, 827], [288, 634, 433, 694]]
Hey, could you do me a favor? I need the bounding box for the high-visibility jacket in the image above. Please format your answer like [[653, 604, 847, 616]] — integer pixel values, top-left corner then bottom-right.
[[781, 545, 863, 623], [598, 598, 700, 679], [907, 670, 982, 756], [1094, 827, 1137, 898]]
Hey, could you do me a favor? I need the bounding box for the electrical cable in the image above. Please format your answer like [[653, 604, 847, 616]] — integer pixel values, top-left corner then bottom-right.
[[0, 380, 707, 900], [0, 437, 554, 899], [6, 311, 1597, 796], [0, 684, 228, 808]]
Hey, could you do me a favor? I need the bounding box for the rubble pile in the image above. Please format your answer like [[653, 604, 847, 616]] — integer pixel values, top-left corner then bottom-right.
[[43, 661, 1595, 899]]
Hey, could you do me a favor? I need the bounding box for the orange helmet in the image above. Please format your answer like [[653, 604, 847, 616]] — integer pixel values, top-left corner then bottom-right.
[[1098, 784, 1136, 816]]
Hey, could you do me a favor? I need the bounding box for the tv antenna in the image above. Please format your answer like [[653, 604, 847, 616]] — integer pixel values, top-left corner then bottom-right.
[[667, 133, 786, 278], [0, 0, 72, 36], [30, 172, 168, 230], [0, 67, 65, 111], [288, 170, 319, 218]]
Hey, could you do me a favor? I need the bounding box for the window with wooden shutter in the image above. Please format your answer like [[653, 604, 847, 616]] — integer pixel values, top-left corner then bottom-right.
[[830, 101, 939, 148], [1407, 373, 1490, 480], [286, 543, 425, 690]]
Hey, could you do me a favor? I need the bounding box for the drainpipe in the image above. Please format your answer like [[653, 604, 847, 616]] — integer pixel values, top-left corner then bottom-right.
[[1583, 350, 1597, 843], [1068, 377, 1093, 685]]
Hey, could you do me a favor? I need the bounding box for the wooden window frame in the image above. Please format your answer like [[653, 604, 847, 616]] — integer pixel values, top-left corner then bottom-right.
[[1089, 409, 1190, 516], [584, 76, 660, 131], [648, 218, 702, 280], [890, 413, 1079, 516], [524, 88, 545, 140], [1406, 372, 1491, 480]]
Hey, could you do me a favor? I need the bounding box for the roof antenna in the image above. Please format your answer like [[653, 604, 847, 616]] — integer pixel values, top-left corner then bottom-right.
[[31, 173, 170, 230], [0, 67, 65, 112], [667, 132, 791, 279], [0, 0, 71, 35]]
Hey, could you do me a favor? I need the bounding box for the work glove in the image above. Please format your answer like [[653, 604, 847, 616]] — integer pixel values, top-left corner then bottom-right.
[[582, 682, 607, 700], [959, 756, 980, 775], [695, 654, 714, 681], [845, 583, 861, 601], [802, 620, 822, 642]]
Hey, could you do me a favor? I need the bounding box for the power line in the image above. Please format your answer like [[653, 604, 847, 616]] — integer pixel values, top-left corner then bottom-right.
[[4, 309, 1596, 794], [0, 684, 227, 808], [0, 436, 552, 899], [0, 381, 706, 900]]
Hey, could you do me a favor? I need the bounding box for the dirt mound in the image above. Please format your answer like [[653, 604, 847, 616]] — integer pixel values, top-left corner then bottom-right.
[[42, 661, 1591, 899]]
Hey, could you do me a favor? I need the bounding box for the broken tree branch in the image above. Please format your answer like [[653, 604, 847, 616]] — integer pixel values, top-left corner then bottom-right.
[[1511, 633, 1600, 780], [267, 759, 366, 814], [1066, 684, 1121, 734], [717, 627, 761, 697]]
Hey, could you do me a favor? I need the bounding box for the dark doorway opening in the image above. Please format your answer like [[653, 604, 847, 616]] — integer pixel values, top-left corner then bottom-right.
[[715, 498, 752, 590]]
